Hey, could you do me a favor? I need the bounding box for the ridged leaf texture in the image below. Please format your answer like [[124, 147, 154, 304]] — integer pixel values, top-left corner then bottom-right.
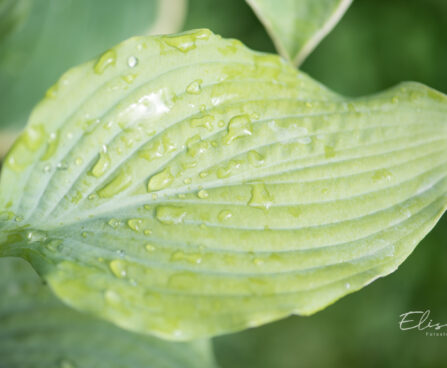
[[0, 29, 446, 340]]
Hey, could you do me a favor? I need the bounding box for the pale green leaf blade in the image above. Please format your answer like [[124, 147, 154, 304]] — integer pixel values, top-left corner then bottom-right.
[[0, 29, 446, 340], [0, 257, 217, 368], [246, 0, 353, 65], [0, 0, 186, 131]]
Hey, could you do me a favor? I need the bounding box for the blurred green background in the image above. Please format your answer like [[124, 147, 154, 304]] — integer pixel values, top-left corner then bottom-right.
[[1, 0, 446, 367]]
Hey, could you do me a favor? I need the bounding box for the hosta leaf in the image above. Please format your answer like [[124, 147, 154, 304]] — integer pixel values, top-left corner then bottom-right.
[[0, 29, 447, 340], [0, 257, 217, 368], [246, 0, 353, 65], [0, 0, 186, 131]]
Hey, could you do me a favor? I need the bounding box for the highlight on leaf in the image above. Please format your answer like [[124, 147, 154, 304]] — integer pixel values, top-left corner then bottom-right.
[[0, 29, 446, 340]]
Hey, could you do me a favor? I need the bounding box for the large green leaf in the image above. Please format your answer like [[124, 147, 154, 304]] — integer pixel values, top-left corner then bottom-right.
[[246, 0, 353, 65], [0, 0, 186, 131], [0, 29, 446, 340], [0, 257, 217, 368]]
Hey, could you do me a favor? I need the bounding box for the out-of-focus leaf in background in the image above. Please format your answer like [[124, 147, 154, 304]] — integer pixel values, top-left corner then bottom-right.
[[0, 0, 187, 133], [245, 0, 352, 66], [0, 257, 217, 368]]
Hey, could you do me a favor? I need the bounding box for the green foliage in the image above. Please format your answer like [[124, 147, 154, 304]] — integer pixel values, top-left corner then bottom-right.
[[0, 0, 186, 131], [0, 257, 217, 368], [0, 29, 446, 341], [246, 0, 352, 65]]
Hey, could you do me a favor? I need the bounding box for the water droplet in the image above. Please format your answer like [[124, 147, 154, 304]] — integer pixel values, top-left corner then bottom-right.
[[128, 218, 143, 232], [216, 160, 241, 178], [171, 250, 202, 264], [190, 114, 214, 131], [148, 168, 174, 191], [75, 157, 83, 166], [104, 289, 121, 304], [197, 189, 209, 199], [109, 259, 127, 278], [43, 164, 52, 173], [224, 114, 253, 144], [186, 79, 202, 94], [42, 131, 59, 160], [253, 258, 264, 266], [144, 229, 152, 235], [56, 162, 68, 170], [345, 282, 351, 289], [162, 29, 211, 53], [155, 206, 187, 225], [107, 218, 120, 229], [98, 170, 132, 198], [94, 49, 117, 74], [127, 56, 138, 68], [183, 178, 192, 185], [15, 216, 23, 222], [26, 230, 47, 243], [145, 244, 156, 252], [91, 150, 111, 178], [116, 249, 125, 258], [248, 184, 273, 210], [372, 169, 393, 182], [218, 209, 233, 222], [247, 150, 264, 167], [199, 171, 209, 178]]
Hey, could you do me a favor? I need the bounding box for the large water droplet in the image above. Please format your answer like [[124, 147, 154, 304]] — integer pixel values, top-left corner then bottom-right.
[[155, 206, 187, 225], [186, 79, 202, 94], [148, 168, 174, 191], [171, 250, 202, 264], [224, 114, 253, 144], [94, 49, 117, 74], [109, 259, 127, 278], [128, 218, 143, 232], [248, 184, 273, 210]]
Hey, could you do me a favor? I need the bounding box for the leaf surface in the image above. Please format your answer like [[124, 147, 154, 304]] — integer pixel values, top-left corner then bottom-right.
[[0, 29, 446, 340], [246, 0, 352, 65], [0, 257, 217, 368]]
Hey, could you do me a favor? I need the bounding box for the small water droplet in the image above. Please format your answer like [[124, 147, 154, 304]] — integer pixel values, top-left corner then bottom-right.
[[197, 189, 209, 199], [248, 184, 273, 210], [43, 164, 52, 173], [345, 282, 351, 289], [148, 168, 174, 191], [171, 250, 202, 264], [145, 244, 156, 252], [218, 209, 233, 222], [94, 49, 117, 74], [155, 206, 187, 225], [26, 230, 47, 243], [186, 79, 202, 94], [56, 162, 68, 170], [108, 218, 120, 229], [372, 169, 393, 182], [247, 150, 264, 167], [127, 56, 138, 68], [128, 218, 143, 232], [109, 259, 127, 278], [224, 114, 253, 144]]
